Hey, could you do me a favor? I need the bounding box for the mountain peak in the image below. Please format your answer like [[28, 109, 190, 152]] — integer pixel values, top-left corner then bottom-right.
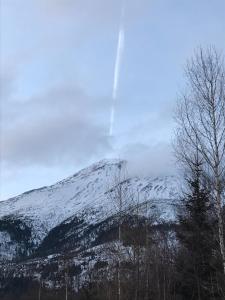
[[0, 159, 179, 260]]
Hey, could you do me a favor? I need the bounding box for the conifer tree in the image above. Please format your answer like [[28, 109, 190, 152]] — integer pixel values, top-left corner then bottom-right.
[[175, 161, 219, 299]]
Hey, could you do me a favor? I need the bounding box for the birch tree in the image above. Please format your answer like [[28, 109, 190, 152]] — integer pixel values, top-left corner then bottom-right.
[[175, 47, 225, 274], [107, 162, 130, 300]]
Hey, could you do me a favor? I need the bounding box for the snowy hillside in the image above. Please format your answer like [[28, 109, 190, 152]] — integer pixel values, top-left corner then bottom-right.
[[0, 159, 179, 260]]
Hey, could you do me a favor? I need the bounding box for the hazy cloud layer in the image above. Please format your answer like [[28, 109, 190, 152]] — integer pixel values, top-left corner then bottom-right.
[[121, 142, 175, 178], [2, 85, 111, 167], [1, 0, 225, 199]]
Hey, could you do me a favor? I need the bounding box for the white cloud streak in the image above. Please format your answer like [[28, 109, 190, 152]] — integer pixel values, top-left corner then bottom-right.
[[109, 3, 125, 136]]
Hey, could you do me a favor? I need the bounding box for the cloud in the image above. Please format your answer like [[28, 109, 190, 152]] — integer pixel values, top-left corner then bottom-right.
[[2, 85, 111, 167], [39, 0, 151, 23], [121, 142, 175, 178], [2, 0, 224, 200], [0, 67, 17, 100]]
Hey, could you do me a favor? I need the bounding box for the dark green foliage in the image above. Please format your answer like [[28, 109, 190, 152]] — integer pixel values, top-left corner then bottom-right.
[[36, 214, 122, 258], [0, 216, 32, 243], [35, 213, 149, 259], [36, 216, 86, 257], [0, 277, 73, 300], [175, 163, 222, 299], [0, 216, 34, 259]]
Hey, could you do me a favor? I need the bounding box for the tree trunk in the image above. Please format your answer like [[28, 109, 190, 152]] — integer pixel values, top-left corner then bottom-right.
[[216, 188, 225, 274], [38, 281, 41, 300]]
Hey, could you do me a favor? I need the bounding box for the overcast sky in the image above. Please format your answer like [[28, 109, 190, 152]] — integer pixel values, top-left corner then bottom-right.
[[1, 0, 225, 200]]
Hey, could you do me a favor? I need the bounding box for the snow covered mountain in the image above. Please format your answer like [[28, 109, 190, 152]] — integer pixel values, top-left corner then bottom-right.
[[0, 159, 179, 261]]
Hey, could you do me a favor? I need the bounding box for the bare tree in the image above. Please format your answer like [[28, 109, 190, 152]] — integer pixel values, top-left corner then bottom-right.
[[107, 162, 130, 300], [174, 47, 225, 273], [38, 274, 42, 300]]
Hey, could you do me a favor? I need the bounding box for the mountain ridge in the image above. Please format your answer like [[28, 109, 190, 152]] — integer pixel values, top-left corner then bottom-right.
[[0, 159, 179, 261]]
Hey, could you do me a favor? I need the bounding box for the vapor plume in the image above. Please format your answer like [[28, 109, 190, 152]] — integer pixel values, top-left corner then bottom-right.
[[109, 3, 125, 136]]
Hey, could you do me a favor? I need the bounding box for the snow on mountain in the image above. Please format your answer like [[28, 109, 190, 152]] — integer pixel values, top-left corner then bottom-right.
[[0, 159, 179, 260]]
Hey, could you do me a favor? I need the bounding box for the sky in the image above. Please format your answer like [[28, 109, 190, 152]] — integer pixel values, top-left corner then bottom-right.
[[0, 0, 225, 200]]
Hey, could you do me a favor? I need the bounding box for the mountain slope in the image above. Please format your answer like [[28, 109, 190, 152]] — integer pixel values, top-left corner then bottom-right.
[[0, 159, 179, 261]]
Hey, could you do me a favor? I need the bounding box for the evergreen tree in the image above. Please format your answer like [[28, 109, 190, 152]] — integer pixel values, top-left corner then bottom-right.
[[175, 161, 219, 299]]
